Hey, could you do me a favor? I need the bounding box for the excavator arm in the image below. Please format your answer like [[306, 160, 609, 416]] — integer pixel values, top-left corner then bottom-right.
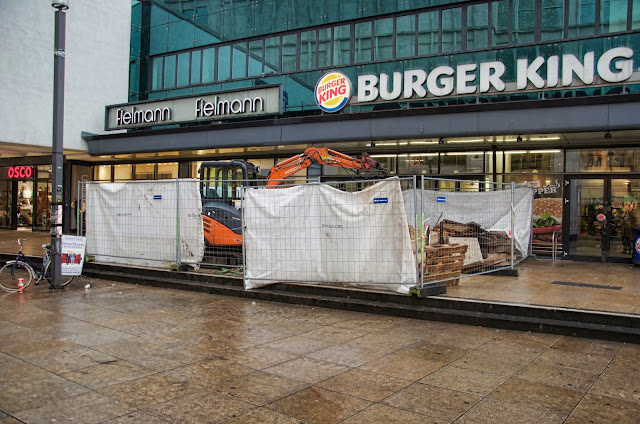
[[266, 147, 385, 187]]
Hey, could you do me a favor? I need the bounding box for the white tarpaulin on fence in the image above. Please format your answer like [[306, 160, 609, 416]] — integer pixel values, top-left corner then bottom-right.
[[85, 179, 204, 268], [244, 178, 417, 293], [403, 186, 533, 258]]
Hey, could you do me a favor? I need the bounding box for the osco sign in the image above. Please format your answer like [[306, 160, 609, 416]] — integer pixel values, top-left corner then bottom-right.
[[8, 166, 33, 179]]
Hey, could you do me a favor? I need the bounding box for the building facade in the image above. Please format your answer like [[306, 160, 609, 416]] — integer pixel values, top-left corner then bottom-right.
[[0, 1, 131, 232], [86, 0, 640, 262]]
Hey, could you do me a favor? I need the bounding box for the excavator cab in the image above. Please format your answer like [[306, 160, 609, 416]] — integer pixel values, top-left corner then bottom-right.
[[199, 160, 258, 248]]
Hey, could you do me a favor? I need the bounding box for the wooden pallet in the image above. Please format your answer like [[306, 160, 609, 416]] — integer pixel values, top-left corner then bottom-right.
[[427, 243, 468, 258], [423, 270, 462, 286]]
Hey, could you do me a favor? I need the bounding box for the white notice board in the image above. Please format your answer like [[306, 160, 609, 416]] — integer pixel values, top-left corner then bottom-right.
[[61, 235, 86, 276]]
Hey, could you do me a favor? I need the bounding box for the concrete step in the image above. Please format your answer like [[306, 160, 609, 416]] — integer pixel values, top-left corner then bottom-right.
[[82, 262, 640, 344]]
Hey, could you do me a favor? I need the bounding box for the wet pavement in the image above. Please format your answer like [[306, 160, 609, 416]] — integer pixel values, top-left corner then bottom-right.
[[1, 229, 638, 316], [0, 276, 638, 424]]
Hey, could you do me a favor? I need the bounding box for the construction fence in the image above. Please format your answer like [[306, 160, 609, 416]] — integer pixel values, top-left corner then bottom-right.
[[78, 177, 532, 293]]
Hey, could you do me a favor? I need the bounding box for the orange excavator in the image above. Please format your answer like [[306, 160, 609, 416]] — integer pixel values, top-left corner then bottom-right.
[[266, 147, 385, 187], [199, 147, 385, 253]]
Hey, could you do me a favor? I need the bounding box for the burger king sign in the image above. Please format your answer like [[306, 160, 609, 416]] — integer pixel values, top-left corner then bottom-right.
[[315, 72, 351, 113]]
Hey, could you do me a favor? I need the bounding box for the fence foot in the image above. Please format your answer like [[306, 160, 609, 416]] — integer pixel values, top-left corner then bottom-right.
[[491, 268, 520, 277], [410, 284, 447, 298]]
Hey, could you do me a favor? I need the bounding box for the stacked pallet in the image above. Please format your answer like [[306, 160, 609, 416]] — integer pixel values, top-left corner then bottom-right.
[[423, 243, 468, 286], [439, 220, 512, 257]]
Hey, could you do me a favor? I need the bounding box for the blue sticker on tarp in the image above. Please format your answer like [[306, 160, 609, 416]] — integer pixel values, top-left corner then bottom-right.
[[373, 197, 388, 204], [437, 196, 446, 203], [153, 195, 162, 200]]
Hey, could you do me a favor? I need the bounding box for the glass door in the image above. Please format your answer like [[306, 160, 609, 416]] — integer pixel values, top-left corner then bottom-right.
[[610, 178, 640, 259], [16, 181, 33, 228], [566, 178, 605, 260], [34, 181, 51, 231], [565, 177, 640, 262]]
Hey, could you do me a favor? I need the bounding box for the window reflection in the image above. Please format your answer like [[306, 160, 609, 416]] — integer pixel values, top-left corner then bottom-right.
[[566, 149, 640, 172]]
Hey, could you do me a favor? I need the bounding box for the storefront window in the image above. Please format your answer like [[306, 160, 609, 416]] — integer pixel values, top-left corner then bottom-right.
[[134, 163, 155, 180], [157, 162, 178, 179], [505, 174, 564, 248], [440, 152, 485, 174], [114, 164, 133, 181], [0, 181, 10, 228], [370, 155, 397, 175], [566, 149, 640, 172], [504, 150, 564, 173], [17, 183, 33, 227], [250, 158, 276, 178], [35, 181, 51, 230], [95, 165, 112, 181], [398, 153, 438, 175]]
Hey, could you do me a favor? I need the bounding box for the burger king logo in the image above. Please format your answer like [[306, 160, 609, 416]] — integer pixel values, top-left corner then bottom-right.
[[315, 72, 351, 113]]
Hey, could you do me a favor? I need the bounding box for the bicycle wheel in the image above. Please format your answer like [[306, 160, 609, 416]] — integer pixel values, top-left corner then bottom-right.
[[43, 261, 74, 288], [60, 275, 74, 287], [0, 261, 34, 292]]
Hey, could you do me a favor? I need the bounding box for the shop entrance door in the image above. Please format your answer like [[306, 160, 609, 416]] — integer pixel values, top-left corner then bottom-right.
[[565, 177, 640, 262]]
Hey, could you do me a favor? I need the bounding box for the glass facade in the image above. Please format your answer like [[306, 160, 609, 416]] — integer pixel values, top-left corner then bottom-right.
[[132, 0, 640, 116]]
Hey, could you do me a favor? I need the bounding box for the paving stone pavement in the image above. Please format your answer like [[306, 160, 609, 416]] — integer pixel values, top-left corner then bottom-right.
[[0, 277, 638, 424]]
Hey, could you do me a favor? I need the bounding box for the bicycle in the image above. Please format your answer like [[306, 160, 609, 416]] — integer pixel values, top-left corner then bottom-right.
[[0, 238, 74, 292]]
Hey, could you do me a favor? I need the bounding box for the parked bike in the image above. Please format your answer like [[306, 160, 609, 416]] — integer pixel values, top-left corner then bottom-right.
[[0, 239, 74, 292]]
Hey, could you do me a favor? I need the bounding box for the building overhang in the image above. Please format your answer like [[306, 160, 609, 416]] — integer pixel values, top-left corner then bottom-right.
[[84, 94, 640, 156]]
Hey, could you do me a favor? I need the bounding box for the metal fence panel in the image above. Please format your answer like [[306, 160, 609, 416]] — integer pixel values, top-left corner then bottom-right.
[[242, 177, 419, 293], [408, 177, 533, 288], [79, 179, 203, 269], [200, 177, 316, 268]]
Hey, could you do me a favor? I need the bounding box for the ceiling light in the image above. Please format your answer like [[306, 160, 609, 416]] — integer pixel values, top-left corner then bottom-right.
[[529, 136, 561, 141]]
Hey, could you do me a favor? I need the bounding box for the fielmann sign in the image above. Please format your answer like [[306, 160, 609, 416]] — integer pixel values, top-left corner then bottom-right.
[[105, 85, 282, 130], [318, 47, 639, 112]]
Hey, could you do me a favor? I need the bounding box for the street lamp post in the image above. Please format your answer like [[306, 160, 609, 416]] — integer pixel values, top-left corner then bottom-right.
[[50, 0, 68, 289]]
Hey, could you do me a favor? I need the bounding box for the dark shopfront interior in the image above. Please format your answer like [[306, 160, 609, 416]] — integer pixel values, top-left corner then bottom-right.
[[0, 165, 53, 231]]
